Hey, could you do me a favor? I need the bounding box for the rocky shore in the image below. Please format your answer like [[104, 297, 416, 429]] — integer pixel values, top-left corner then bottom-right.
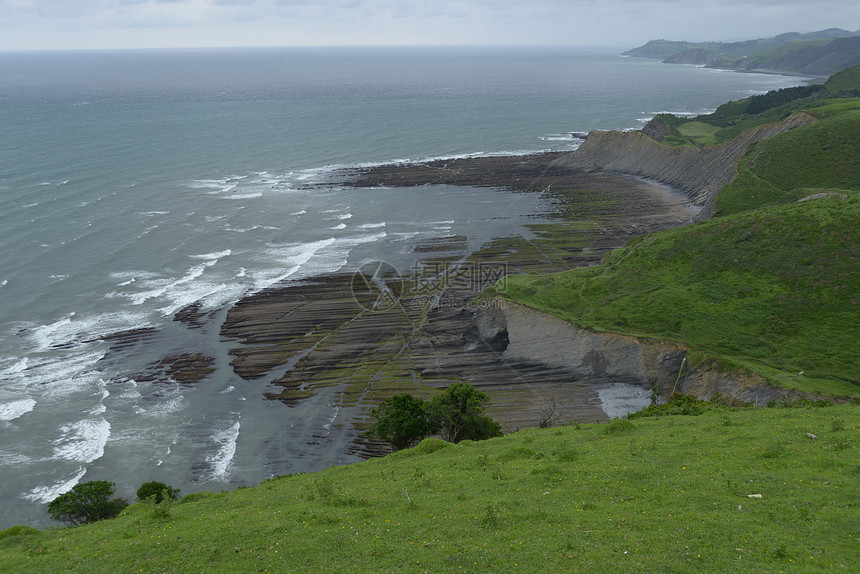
[[111, 116, 825, 458], [219, 151, 702, 455]]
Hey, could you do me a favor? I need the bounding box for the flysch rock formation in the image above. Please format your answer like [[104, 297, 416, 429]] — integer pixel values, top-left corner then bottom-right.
[[212, 113, 826, 456]]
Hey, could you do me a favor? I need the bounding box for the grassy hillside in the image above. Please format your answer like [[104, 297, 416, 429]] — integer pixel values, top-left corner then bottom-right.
[[715, 109, 860, 215], [650, 65, 860, 148], [498, 194, 860, 396], [730, 36, 860, 77], [2, 403, 858, 572]]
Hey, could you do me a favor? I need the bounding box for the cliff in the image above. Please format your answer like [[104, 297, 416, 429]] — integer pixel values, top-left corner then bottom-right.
[[478, 299, 805, 405], [551, 111, 817, 219]]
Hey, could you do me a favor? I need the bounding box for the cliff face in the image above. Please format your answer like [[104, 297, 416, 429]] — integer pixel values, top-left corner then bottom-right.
[[485, 299, 686, 388], [481, 300, 809, 406], [551, 112, 817, 219]]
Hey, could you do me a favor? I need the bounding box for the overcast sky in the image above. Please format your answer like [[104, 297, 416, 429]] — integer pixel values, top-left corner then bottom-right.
[[1, 0, 859, 51]]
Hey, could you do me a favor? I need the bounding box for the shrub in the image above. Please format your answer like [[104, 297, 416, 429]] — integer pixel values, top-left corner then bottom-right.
[[429, 382, 502, 443], [628, 393, 713, 418], [602, 419, 635, 434], [367, 393, 440, 450], [47, 481, 128, 527], [136, 481, 181, 504], [0, 525, 40, 541]]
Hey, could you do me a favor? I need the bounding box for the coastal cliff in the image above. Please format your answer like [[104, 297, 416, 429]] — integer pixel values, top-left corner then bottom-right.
[[552, 111, 817, 219], [476, 299, 802, 406]]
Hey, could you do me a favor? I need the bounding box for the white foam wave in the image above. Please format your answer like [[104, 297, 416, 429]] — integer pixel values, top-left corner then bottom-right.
[[358, 222, 386, 229], [190, 249, 232, 261], [23, 467, 88, 503], [540, 133, 579, 142], [10, 351, 105, 400], [138, 394, 185, 417], [52, 418, 110, 463], [188, 179, 239, 193], [0, 398, 36, 421], [337, 213, 353, 220], [208, 420, 240, 479], [331, 223, 347, 230], [224, 192, 263, 200], [1, 356, 28, 375], [322, 406, 340, 431], [390, 231, 420, 242]]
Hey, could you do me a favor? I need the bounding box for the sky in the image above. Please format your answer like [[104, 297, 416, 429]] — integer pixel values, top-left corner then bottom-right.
[[0, 0, 859, 52]]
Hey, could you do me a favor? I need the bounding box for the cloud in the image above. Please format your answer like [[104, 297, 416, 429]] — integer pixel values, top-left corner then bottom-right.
[[0, 0, 858, 50]]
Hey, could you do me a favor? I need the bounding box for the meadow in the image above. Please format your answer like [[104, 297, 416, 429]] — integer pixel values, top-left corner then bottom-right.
[[1, 402, 857, 572]]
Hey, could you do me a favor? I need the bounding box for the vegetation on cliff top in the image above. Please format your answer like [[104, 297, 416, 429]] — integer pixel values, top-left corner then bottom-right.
[[650, 64, 860, 149], [2, 402, 857, 572]]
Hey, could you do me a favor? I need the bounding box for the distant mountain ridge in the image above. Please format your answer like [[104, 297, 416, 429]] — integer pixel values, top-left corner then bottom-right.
[[625, 28, 860, 77]]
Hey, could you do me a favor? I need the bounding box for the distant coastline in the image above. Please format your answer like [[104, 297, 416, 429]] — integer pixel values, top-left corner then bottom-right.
[[624, 28, 860, 78]]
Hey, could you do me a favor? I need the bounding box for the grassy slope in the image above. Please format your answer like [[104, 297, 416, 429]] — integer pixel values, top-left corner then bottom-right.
[[2, 404, 858, 573], [714, 109, 860, 215], [499, 195, 859, 396], [656, 65, 860, 147]]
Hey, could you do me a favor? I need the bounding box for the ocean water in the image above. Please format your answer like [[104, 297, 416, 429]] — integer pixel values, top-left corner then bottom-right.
[[0, 46, 805, 528]]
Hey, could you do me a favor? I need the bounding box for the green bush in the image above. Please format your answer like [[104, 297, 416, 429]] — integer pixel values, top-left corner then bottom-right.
[[47, 481, 128, 527], [0, 525, 40, 541], [136, 481, 180, 504], [368, 383, 503, 450], [602, 419, 635, 434], [367, 393, 440, 451], [429, 382, 502, 443]]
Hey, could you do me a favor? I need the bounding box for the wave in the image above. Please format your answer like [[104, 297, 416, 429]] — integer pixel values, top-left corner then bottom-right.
[[207, 420, 241, 480], [52, 418, 111, 463], [190, 249, 232, 261], [0, 398, 36, 422], [23, 467, 87, 503]]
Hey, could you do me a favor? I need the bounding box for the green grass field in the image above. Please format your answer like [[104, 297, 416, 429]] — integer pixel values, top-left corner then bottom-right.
[[2, 403, 858, 573]]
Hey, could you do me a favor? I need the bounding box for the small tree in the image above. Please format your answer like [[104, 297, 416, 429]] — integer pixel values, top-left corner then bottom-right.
[[367, 393, 439, 450], [47, 481, 128, 526], [429, 382, 502, 443], [136, 481, 180, 504]]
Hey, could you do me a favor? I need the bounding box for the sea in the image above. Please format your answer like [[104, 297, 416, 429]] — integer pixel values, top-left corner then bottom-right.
[[0, 46, 806, 528]]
